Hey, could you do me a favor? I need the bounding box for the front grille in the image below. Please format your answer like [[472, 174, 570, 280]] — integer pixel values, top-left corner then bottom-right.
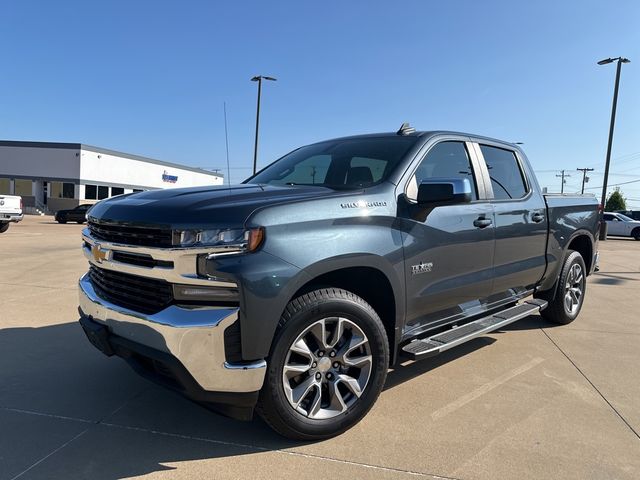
[[89, 221, 174, 247], [111, 251, 174, 269], [88, 266, 173, 314]]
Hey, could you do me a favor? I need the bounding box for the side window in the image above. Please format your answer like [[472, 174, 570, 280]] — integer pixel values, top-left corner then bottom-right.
[[407, 141, 477, 200], [603, 214, 614, 221], [480, 145, 528, 200]]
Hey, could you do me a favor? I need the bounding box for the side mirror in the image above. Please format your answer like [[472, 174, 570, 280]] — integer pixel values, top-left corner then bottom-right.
[[417, 178, 472, 205]]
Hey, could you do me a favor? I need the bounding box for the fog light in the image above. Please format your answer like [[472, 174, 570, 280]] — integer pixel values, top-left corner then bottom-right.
[[173, 285, 239, 303]]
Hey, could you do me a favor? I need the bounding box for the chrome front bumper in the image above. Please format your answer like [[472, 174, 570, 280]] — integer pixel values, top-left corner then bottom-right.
[[78, 273, 266, 393]]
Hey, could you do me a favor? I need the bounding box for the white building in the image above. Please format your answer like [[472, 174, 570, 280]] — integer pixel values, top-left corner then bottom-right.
[[0, 141, 223, 213]]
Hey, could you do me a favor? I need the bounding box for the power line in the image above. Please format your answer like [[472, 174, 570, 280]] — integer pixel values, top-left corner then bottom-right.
[[585, 178, 640, 190]]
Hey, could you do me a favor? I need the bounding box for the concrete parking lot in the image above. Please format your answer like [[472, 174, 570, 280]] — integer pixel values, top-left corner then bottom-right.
[[1, 216, 639, 480]]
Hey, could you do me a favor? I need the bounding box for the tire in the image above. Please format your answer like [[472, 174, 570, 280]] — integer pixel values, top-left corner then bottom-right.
[[0, 223, 9, 233], [257, 288, 389, 440], [57, 218, 67, 224], [632, 228, 640, 241], [539, 250, 587, 325]]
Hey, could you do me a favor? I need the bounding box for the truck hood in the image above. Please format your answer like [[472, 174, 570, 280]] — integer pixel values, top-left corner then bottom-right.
[[87, 184, 354, 229]]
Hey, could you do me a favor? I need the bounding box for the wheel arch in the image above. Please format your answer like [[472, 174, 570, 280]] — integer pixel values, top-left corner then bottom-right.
[[288, 256, 404, 364], [566, 232, 594, 274], [537, 230, 595, 302]]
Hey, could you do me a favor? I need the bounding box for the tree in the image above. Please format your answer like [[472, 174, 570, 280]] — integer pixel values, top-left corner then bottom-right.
[[605, 189, 627, 211]]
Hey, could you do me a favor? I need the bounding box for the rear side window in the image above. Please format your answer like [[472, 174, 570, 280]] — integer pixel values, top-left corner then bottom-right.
[[480, 145, 528, 200]]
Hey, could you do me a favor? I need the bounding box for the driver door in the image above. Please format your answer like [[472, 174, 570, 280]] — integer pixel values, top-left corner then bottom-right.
[[399, 140, 495, 334]]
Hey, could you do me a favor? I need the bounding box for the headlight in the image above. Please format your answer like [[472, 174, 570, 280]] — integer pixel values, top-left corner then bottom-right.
[[176, 227, 264, 253]]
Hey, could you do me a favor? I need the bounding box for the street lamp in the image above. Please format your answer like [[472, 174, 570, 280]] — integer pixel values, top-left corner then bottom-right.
[[597, 57, 630, 216], [251, 75, 277, 175]]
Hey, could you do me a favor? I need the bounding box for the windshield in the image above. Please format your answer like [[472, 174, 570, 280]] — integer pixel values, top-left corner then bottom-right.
[[246, 136, 418, 188], [617, 213, 634, 222]]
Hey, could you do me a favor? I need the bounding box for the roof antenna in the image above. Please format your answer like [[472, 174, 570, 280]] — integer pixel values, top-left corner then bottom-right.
[[223, 102, 231, 187], [397, 122, 415, 136]]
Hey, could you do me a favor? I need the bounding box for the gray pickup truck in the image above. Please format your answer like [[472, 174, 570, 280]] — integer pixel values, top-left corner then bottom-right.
[[79, 126, 600, 440]]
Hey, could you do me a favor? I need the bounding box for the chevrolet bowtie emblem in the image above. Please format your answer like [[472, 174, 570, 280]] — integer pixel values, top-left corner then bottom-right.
[[91, 244, 109, 264]]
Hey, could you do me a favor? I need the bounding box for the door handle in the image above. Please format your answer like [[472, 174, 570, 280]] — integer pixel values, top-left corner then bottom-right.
[[532, 213, 544, 223], [473, 217, 492, 228]]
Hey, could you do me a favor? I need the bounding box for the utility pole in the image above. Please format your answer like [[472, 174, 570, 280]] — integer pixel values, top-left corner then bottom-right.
[[556, 170, 571, 194], [576, 167, 594, 194]]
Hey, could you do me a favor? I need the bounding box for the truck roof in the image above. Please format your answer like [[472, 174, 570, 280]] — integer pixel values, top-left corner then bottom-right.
[[309, 130, 521, 149]]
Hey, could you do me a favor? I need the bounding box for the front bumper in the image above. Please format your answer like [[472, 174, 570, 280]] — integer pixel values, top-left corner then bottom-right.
[[1, 213, 23, 223], [78, 272, 266, 397]]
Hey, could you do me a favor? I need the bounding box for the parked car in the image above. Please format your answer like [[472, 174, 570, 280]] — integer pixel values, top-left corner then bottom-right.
[[55, 204, 93, 224], [603, 212, 640, 240], [614, 210, 640, 221], [0, 195, 23, 233], [78, 127, 600, 440]]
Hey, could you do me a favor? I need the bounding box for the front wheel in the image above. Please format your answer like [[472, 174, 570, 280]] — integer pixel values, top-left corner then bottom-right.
[[538, 250, 586, 325], [0, 223, 9, 233], [632, 228, 640, 241], [258, 288, 389, 440]]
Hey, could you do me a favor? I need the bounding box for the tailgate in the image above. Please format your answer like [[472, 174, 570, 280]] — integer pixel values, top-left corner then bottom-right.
[[0, 196, 22, 215]]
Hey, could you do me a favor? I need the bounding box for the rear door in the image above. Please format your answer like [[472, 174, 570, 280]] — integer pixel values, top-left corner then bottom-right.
[[399, 138, 495, 334], [473, 142, 547, 298]]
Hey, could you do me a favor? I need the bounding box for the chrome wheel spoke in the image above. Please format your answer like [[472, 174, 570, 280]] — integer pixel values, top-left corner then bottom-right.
[[290, 337, 313, 359], [283, 362, 311, 378], [291, 376, 318, 409], [338, 374, 364, 398], [326, 317, 345, 349], [343, 353, 372, 368], [564, 293, 573, 312], [308, 319, 329, 349], [328, 379, 348, 413]]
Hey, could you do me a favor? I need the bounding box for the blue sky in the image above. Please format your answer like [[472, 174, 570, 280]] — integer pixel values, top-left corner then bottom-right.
[[1, 1, 638, 205]]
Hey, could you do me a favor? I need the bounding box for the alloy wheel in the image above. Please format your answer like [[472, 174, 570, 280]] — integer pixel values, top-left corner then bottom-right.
[[564, 263, 584, 315], [281, 317, 372, 420]]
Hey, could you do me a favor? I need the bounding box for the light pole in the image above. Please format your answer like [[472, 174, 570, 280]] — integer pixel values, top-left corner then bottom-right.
[[251, 75, 277, 175], [597, 57, 630, 211]]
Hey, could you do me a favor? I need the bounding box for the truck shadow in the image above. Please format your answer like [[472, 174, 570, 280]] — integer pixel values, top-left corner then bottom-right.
[[0, 315, 550, 478]]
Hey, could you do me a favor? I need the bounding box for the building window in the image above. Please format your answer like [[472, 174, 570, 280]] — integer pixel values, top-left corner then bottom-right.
[[98, 186, 109, 200], [14, 179, 32, 197], [50, 182, 62, 198], [0, 178, 10, 195], [111, 187, 124, 196], [62, 183, 75, 199], [85, 184, 97, 200]]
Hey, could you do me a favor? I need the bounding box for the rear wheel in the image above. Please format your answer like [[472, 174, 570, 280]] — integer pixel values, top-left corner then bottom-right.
[[538, 250, 586, 325], [258, 288, 389, 440], [57, 217, 67, 224], [632, 228, 640, 241], [0, 223, 9, 233]]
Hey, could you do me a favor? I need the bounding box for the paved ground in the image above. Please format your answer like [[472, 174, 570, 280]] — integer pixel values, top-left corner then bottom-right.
[[1, 216, 639, 480]]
